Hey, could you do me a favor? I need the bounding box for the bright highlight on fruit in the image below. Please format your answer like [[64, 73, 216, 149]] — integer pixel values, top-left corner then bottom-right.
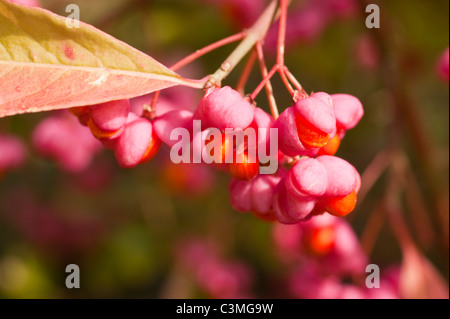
[[295, 113, 330, 148], [229, 151, 260, 181], [206, 133, 234, 164], [321, 190, 357, 217]]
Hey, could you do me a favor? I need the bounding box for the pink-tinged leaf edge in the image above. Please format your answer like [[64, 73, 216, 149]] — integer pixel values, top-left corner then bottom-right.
[[0, 0, 201, 118]]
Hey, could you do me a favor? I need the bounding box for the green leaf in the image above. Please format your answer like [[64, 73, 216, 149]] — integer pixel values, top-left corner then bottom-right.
[[0, 0, 196, 118]]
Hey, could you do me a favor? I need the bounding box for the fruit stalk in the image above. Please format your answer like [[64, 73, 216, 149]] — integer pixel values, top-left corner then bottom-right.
[[255, 42, 279, 119], [205, 0, 278, 88]]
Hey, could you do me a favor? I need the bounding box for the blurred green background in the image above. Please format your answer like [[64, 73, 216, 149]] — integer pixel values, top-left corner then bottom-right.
[[0, 0, 448, 298]]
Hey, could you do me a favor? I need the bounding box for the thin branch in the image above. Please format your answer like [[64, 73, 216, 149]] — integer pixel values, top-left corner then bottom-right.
[[283, 67, 303, 91], [255, 42, 279, 119], [236, 51, 257, 95], [250, 65, 279, 101], [278, 68, 295, 96], [277, 0, 288, 66], [149, 0, 277, 115], [148, 76, 208, 114], [170, 32, 246, 72]]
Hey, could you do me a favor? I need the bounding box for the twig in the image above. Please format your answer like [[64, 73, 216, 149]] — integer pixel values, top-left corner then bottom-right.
[[283, 67, 304, 91], [277, 0, 288, 66], [236, 51, 257, 95], [250, 65, 278, 101], [170, 32, 246, 72], [278, 67, 295, 96], [255, 42, 279, 119]]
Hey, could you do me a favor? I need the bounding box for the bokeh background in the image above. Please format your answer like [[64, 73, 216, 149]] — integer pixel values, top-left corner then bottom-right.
[[0, 0, 448, 298]]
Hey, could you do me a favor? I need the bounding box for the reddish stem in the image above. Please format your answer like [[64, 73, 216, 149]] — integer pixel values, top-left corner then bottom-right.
[[236, 51, 257, 95], [255, 42, 279, 119], [250, 65, 279, 102], [283, 67, 303, 91], [147, 32, 245, 112], [149, 91, 161, 114], [278, 68, 295, 96], [277, 0, 288, 66], [170, 32, 246, 72]]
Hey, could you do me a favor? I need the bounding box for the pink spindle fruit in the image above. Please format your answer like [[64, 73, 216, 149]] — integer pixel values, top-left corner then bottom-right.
[[229, 172, 283, 221], [197, 86, 255, 131], [229, 150, 260, 181], [331, 94, 364, 131], [273, 181, 316, 224], [294, 95, 337, 148], [113, 114, 161, 168], [274, 107, 317, 157], [285, 157, 328, 200], [314, 155, 358, 217], [248, 107, 275, 153], [316, 155, 357, 197], [153, 110, 194, 148], [87, 99, 130, 140]]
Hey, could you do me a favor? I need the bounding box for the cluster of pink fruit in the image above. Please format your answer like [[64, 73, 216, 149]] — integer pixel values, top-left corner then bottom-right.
[[6, 0, 365, 227], [68, 100, 162, 169], [229, 89, 364, 224], [56, 80, 363, 226], [31, 86, 197, 173], [66, 86, 266, 179]]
